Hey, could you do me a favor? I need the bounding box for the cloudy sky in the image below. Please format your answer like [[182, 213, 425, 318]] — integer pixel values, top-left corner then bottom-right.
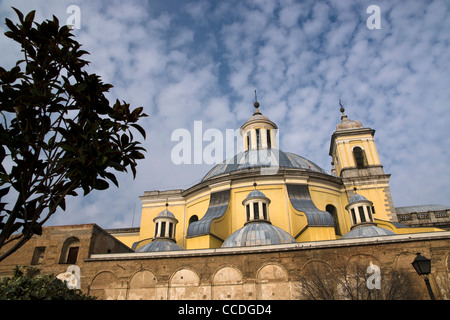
[[1, 0, 449, 229]]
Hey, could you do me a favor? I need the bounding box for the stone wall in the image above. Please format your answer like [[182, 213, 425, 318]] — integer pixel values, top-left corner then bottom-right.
[[1, 224, 449, 300], [83, 232, 450, 300], [0, 224, 132, 280]]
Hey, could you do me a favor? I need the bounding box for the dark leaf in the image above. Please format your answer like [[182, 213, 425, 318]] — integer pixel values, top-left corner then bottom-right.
[[24, 10, 35, 29], [94, 178, 109, 190], [0, 187, 10, 198], [130, 123, 147, 139], [12, 7, 24, 24]]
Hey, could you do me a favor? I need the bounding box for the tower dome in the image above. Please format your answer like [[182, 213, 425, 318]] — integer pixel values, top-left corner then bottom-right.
[[136, 204, 185, 252], [241, 98, 278, 151], [336, 101, 363, 131], [341, 193, 396, 239], [222, 186, 296, 247]]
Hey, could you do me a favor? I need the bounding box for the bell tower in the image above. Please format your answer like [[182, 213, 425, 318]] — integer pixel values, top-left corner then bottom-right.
[[240, 93, 278, 151], [329, 101, 397, 222]]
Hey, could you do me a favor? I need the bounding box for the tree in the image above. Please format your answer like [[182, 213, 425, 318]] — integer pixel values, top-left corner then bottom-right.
[[296, 260, 418, 300], [0, 266, 95, 300], [0, 8, 147, 262]]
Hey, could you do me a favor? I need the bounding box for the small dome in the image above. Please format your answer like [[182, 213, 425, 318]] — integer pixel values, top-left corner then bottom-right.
[[136, 239, 185, 252], [243, 189, 269, 203], [222, 222, 297, 247], [156, 209, 175, 218], [241, 113, 278, 130], [341, 224, 396, 239], [336, 113, 363, 131], [348, 194, 371, 205]]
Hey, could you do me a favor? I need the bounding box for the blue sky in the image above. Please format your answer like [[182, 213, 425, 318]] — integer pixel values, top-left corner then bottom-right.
[[1, 0, 449, 229]]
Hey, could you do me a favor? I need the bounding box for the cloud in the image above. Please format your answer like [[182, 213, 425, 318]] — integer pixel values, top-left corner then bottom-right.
[[1, 0, 449, 229]]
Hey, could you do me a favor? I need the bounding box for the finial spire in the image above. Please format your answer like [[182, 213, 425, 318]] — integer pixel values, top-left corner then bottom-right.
[[339, 99, 348, 121], [339, 99, 345, 114], [253, 90, 261, 115]]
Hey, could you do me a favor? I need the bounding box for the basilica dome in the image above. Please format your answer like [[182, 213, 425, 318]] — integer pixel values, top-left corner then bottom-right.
[[202, 149, 327, 181]]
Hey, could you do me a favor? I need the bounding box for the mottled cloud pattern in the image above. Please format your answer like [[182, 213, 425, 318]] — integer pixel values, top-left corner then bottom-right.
[[0, 0, 449, 228]]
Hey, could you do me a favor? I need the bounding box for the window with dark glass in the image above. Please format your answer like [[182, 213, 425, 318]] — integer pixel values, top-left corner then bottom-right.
[[160, 221, 166, 237], [189, 215, 198, 225], [59, 237, 80, 264], [253, 202, 259, 219], [168, 222, 173, 238], [262, 203, 267, 220], [31, 247, 46, 265], [246, 133, 250, 150], [353, 147, 367, 169], [358, 206, 366, 223], [66, 246, 79, 264], [351, 208, 357, 225], [326, 204, 341, 235], [255, 129, 261, 150], [266, 130, 271, 148], [246, 204, 250, 221]]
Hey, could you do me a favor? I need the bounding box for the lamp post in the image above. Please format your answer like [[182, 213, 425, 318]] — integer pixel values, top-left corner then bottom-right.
[[411, 253, 435, 300]]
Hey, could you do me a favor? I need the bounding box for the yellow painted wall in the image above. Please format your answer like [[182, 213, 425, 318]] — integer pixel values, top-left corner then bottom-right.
[[185, 234, 223, 250], [112, 233, 141, 249], [375, 219, 444, 234], [350, 187, 391, 222], [333, 133, 381, 177], [309, 184, 351, 235]]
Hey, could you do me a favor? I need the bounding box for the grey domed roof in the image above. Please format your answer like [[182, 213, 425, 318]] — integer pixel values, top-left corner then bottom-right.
[[336, 114, 363, 131], [221, 222, 297, 247], [136, 239, 185, 252], [348, 194, 370, 205], [244, 190, 269, 203], [202, 149, 327, 181], [156, 209, 175, 219], [341, 224, 396, 239]]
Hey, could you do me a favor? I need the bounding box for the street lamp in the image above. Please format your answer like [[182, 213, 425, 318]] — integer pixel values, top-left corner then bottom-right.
[[411, 253, 435, 300]]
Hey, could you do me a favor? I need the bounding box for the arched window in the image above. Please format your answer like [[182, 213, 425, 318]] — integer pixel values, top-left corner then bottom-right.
[[60, 237, 80, 264], [353, 147, 367, 169], [326, 204, 341, 236], [189, 215, 198, 226]]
